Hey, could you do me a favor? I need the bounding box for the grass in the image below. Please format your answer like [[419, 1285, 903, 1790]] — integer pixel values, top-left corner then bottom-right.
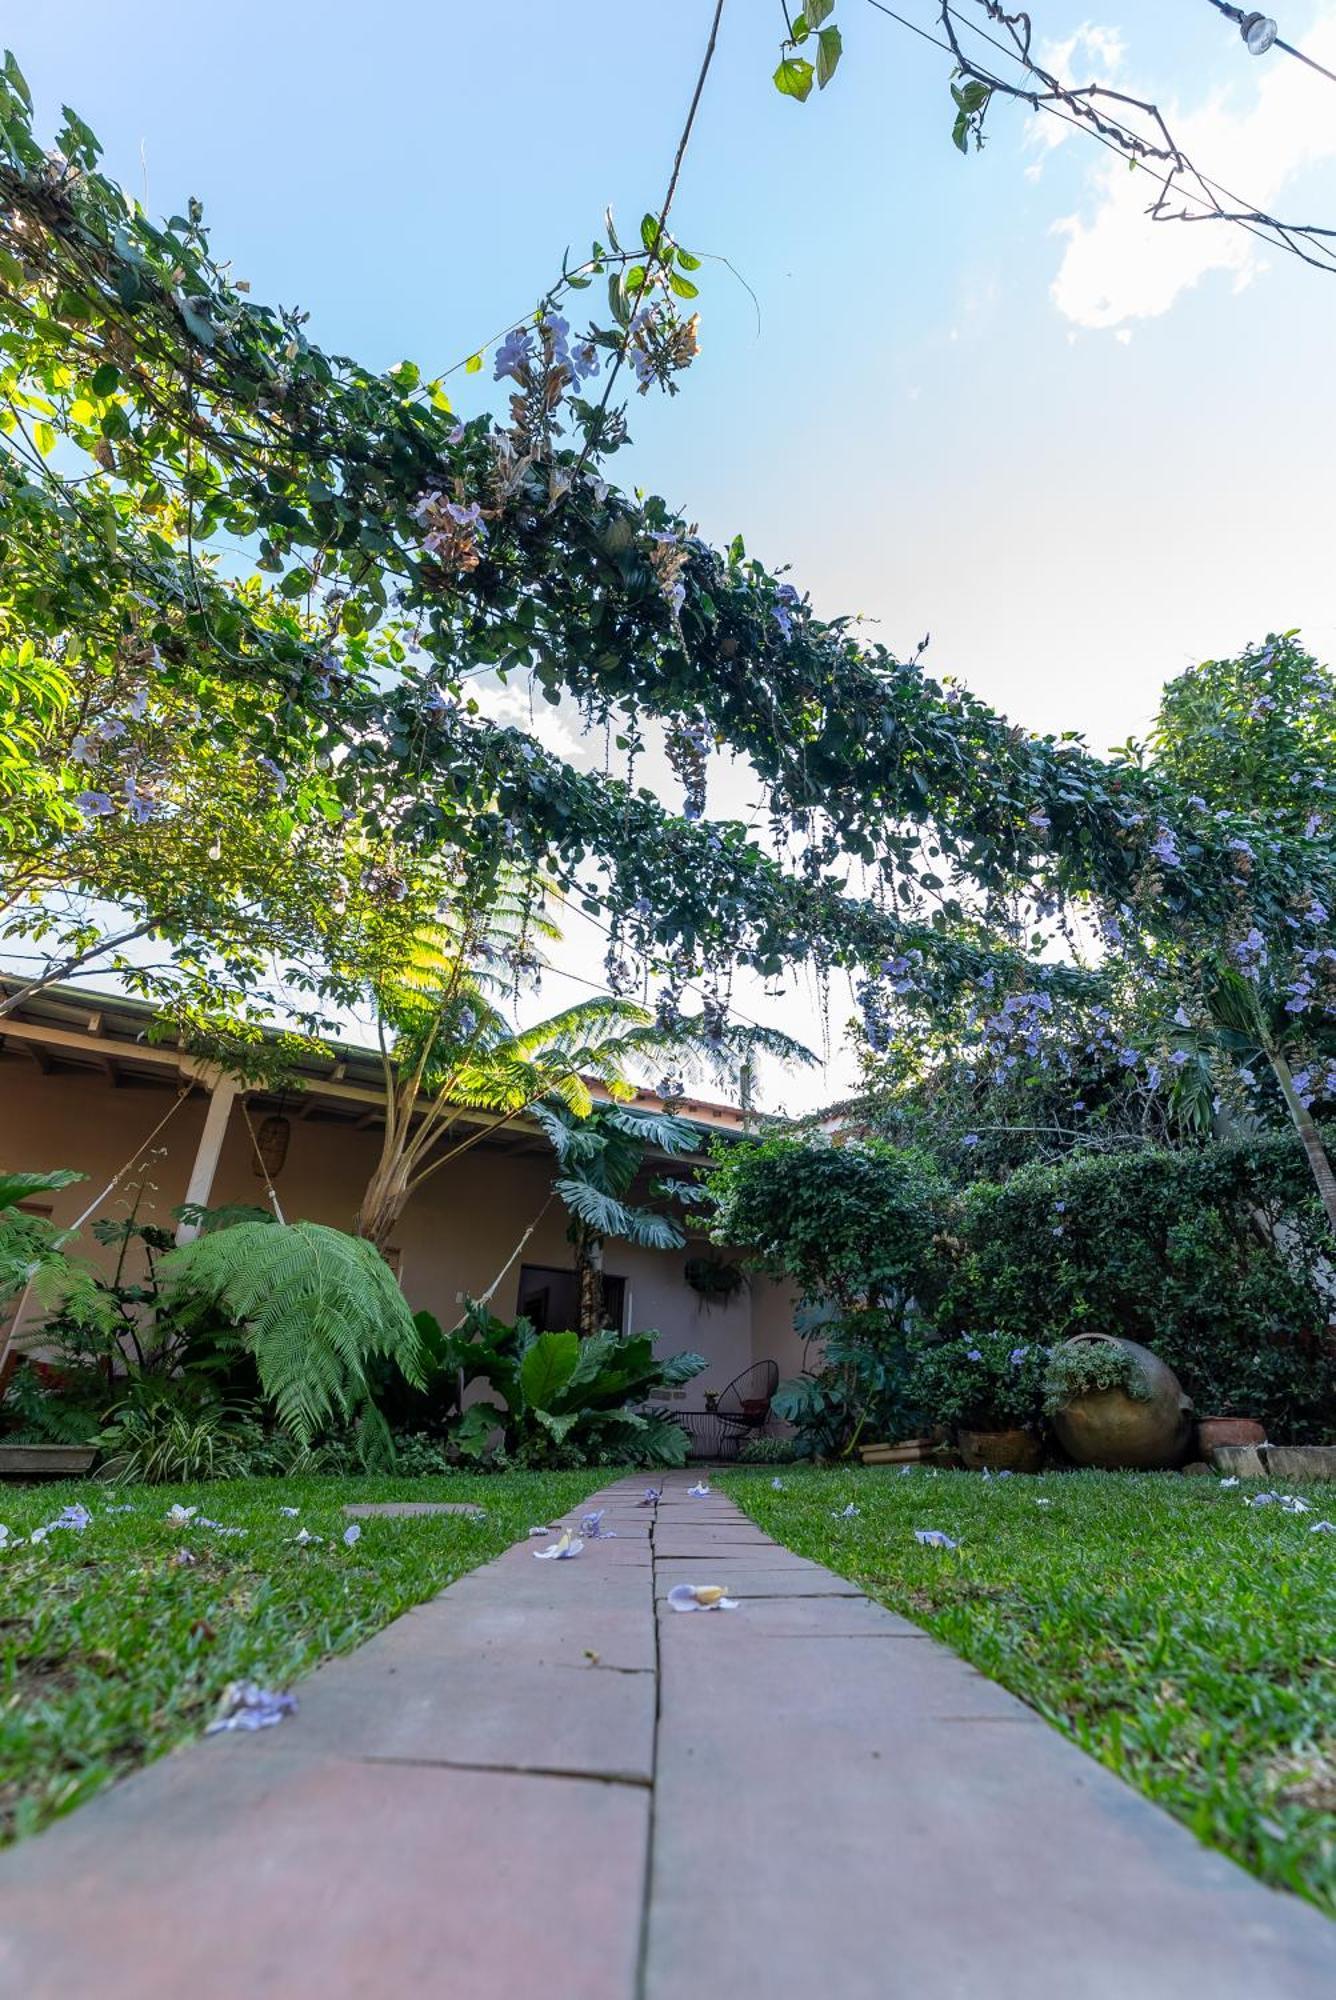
[[723, 1465, 1336, 1918], [0, 1468, 600, 1847]]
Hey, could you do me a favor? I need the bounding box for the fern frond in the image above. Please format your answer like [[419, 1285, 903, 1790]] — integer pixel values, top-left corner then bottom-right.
[[161, 1222, 425, 1443]]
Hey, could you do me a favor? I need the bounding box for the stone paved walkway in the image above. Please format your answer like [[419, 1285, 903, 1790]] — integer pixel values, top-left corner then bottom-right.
[[1, 1470, 1332, 1997]]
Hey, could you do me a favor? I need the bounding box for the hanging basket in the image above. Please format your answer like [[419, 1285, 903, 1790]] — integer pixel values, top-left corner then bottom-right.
[[683, 1256, 746, 1309], [251, 1113, 291, 1180]]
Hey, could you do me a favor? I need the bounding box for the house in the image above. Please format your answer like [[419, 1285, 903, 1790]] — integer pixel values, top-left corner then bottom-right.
[[0, 981, 804, 1425]]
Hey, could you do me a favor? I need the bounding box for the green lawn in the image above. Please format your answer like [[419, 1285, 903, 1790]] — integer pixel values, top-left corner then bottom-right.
[[0, 1469, 600, 1846], [724, 1465, 1336, 1918]]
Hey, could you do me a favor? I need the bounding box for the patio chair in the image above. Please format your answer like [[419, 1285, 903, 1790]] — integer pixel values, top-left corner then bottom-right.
[[714, 1360, 779, 1439]]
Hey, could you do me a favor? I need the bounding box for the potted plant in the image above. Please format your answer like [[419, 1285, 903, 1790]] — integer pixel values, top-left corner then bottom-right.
[[1043, 1334, 1192, 1469], [906, 1331, 1046, 1472]]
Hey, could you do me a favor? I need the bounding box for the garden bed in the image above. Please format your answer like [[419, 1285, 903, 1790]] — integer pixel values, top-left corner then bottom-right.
[[0, 1470, 600, 1846], [725, 1466, 1336, 1917]]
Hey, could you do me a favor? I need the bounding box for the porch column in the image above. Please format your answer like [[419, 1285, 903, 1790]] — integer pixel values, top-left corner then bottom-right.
[[174, 1067, 241, 1244]]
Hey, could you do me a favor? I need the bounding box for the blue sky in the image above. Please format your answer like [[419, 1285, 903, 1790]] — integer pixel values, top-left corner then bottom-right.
[[19, 2, 1336, 1106]]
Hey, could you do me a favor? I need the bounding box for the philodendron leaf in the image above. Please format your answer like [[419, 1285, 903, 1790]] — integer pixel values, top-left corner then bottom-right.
[[520, 1329, 581, 1412]]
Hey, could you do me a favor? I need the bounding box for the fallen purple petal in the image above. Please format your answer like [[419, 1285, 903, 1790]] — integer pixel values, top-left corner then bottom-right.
[[205, 1681, 297, 1734], [914, 1529, 960, 1550], [687, 1481, 711, 1497]]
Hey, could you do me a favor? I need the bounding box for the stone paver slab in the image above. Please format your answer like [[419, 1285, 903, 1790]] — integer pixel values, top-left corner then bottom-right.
[[244, 1639, 654, 1781], [654, 1559, 865, 1599], [0, 1751, 648, 2000]]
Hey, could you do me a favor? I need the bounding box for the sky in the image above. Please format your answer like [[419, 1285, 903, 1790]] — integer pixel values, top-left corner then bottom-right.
[[15, 1, 1336, 1110]]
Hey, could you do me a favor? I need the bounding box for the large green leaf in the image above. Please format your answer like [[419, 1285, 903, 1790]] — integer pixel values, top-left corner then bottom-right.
[[520, 1329, 581, 1412], [0, 1168, 83, 1214]]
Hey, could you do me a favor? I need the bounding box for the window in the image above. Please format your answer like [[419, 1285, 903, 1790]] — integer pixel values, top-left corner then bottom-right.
[[517, 1264, 626, 1335]]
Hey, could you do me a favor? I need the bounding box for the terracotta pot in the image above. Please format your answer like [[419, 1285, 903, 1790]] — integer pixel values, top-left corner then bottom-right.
[[958, 1427, 1043, 1474], [1197, 1416, 1266, 1452], [1050, 1336, 1192, 1470]]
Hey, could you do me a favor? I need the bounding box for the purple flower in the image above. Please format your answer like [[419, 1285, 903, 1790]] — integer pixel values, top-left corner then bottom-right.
[[1150, 826, 1181, 869], [961, 1133, 980, 1149], [493, 326, 533, 383], [75, 790, 115, 818], [581, 1510, 616, 1539], [1008, 1346, 1030, 1366], [914, 1530, 959, 1551], [205, 1681, 297, 1734], [123, 777, 155, 824], [966, 1348, 983, 1363], [342, 1524, 361, 1547]]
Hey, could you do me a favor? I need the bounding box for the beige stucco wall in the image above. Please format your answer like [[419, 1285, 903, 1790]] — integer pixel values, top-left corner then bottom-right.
[[1, 1063, 798, 1394]]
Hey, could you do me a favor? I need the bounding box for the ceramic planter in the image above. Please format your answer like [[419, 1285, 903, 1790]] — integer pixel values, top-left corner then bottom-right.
[[1050, 1335, 1192, 1470], [957, 1427, 1043, 1474]]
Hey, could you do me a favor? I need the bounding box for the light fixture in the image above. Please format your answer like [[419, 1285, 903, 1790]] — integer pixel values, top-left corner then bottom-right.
[[1240, 12, 1279, 53]]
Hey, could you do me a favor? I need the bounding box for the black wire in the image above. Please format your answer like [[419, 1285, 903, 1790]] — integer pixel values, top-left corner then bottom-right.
[[861, 0, 1336, 273]]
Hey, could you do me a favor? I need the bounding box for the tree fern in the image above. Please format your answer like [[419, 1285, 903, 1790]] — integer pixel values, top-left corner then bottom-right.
[[161, 1222, 427, 1443]]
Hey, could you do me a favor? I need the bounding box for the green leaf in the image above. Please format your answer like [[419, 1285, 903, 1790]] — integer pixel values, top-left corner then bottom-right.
[[0, 1169, 83, 1215], [668, 271, 699, 300], [773, 56, 815, 102], [519, 1328, 581, 1412], [465, 352, 483, 375], [816, 24, 843, 88], [90, 361, 120, 397], [791, 13, 811, 42], [640, 212, 664, 254], [807, 0, 835, 24]]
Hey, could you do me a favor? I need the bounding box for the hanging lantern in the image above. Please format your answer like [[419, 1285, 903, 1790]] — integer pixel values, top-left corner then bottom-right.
[[251, 1113, 291, 1180]]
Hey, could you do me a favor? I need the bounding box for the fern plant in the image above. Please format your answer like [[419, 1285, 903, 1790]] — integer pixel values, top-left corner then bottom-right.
[[161, 1222, 428, 1445]]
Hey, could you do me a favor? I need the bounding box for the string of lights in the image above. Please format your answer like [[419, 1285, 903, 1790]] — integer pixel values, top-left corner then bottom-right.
[[1204, 2, 1336, 88]]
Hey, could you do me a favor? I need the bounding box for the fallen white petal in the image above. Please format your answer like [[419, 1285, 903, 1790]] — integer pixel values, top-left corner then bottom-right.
[[667, 1583, 739, 1612], [1310, 1521, 1335, 1534], [914, 1529, 959, 1550], [279, 1506, 300, 1517], [1218, 1477, 1240, 1489], [687, 1482, 711, 1497], [533, 1531, 584, 1561], [527, 1525, 553, 1537]]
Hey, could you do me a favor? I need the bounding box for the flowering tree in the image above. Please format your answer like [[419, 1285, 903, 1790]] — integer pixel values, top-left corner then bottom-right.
[[3, 54, 1334, 1239]]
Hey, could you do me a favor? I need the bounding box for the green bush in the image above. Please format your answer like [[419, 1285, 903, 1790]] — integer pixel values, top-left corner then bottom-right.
[[705, 1137, 950, 1315], [736, 1433, 798, 1464], [905, 1330, 1047, 1433], [941, 1139, 1333, 1440], [425, 1303, 705, 1468]]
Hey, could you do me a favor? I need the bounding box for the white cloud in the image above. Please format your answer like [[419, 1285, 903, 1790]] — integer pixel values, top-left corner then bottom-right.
[[1048, 8, 1336, 329], [472, 678, 593, 765]]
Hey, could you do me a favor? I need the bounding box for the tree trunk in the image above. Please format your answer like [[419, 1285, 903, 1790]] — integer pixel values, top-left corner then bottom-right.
[[576, 1233, 605, 1340], [1267, 1043, 1336, 1237], [354, 1159, 412, 1254]]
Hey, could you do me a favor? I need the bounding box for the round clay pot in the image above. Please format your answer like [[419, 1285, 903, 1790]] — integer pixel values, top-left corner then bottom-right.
[[1050, 1335, 1192, 1470], [1196, 1416, 1266, 1452], [958, 1427, 1043, 1474]]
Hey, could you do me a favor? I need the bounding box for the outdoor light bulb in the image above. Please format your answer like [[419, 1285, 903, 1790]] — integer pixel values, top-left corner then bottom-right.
[[1240, 12, 1278, 54]]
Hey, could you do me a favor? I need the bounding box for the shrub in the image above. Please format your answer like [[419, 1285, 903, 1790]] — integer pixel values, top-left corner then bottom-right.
[[97, 1395, 262, 1485], [737, 1433, 798, 1464], [939, 1139, 1333, 1440], [905, 1330, 1047, 1433], [430, 1304, 705, 1468], [705, 1137, 950, 1316], [771, 1309, 925, 1460]]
